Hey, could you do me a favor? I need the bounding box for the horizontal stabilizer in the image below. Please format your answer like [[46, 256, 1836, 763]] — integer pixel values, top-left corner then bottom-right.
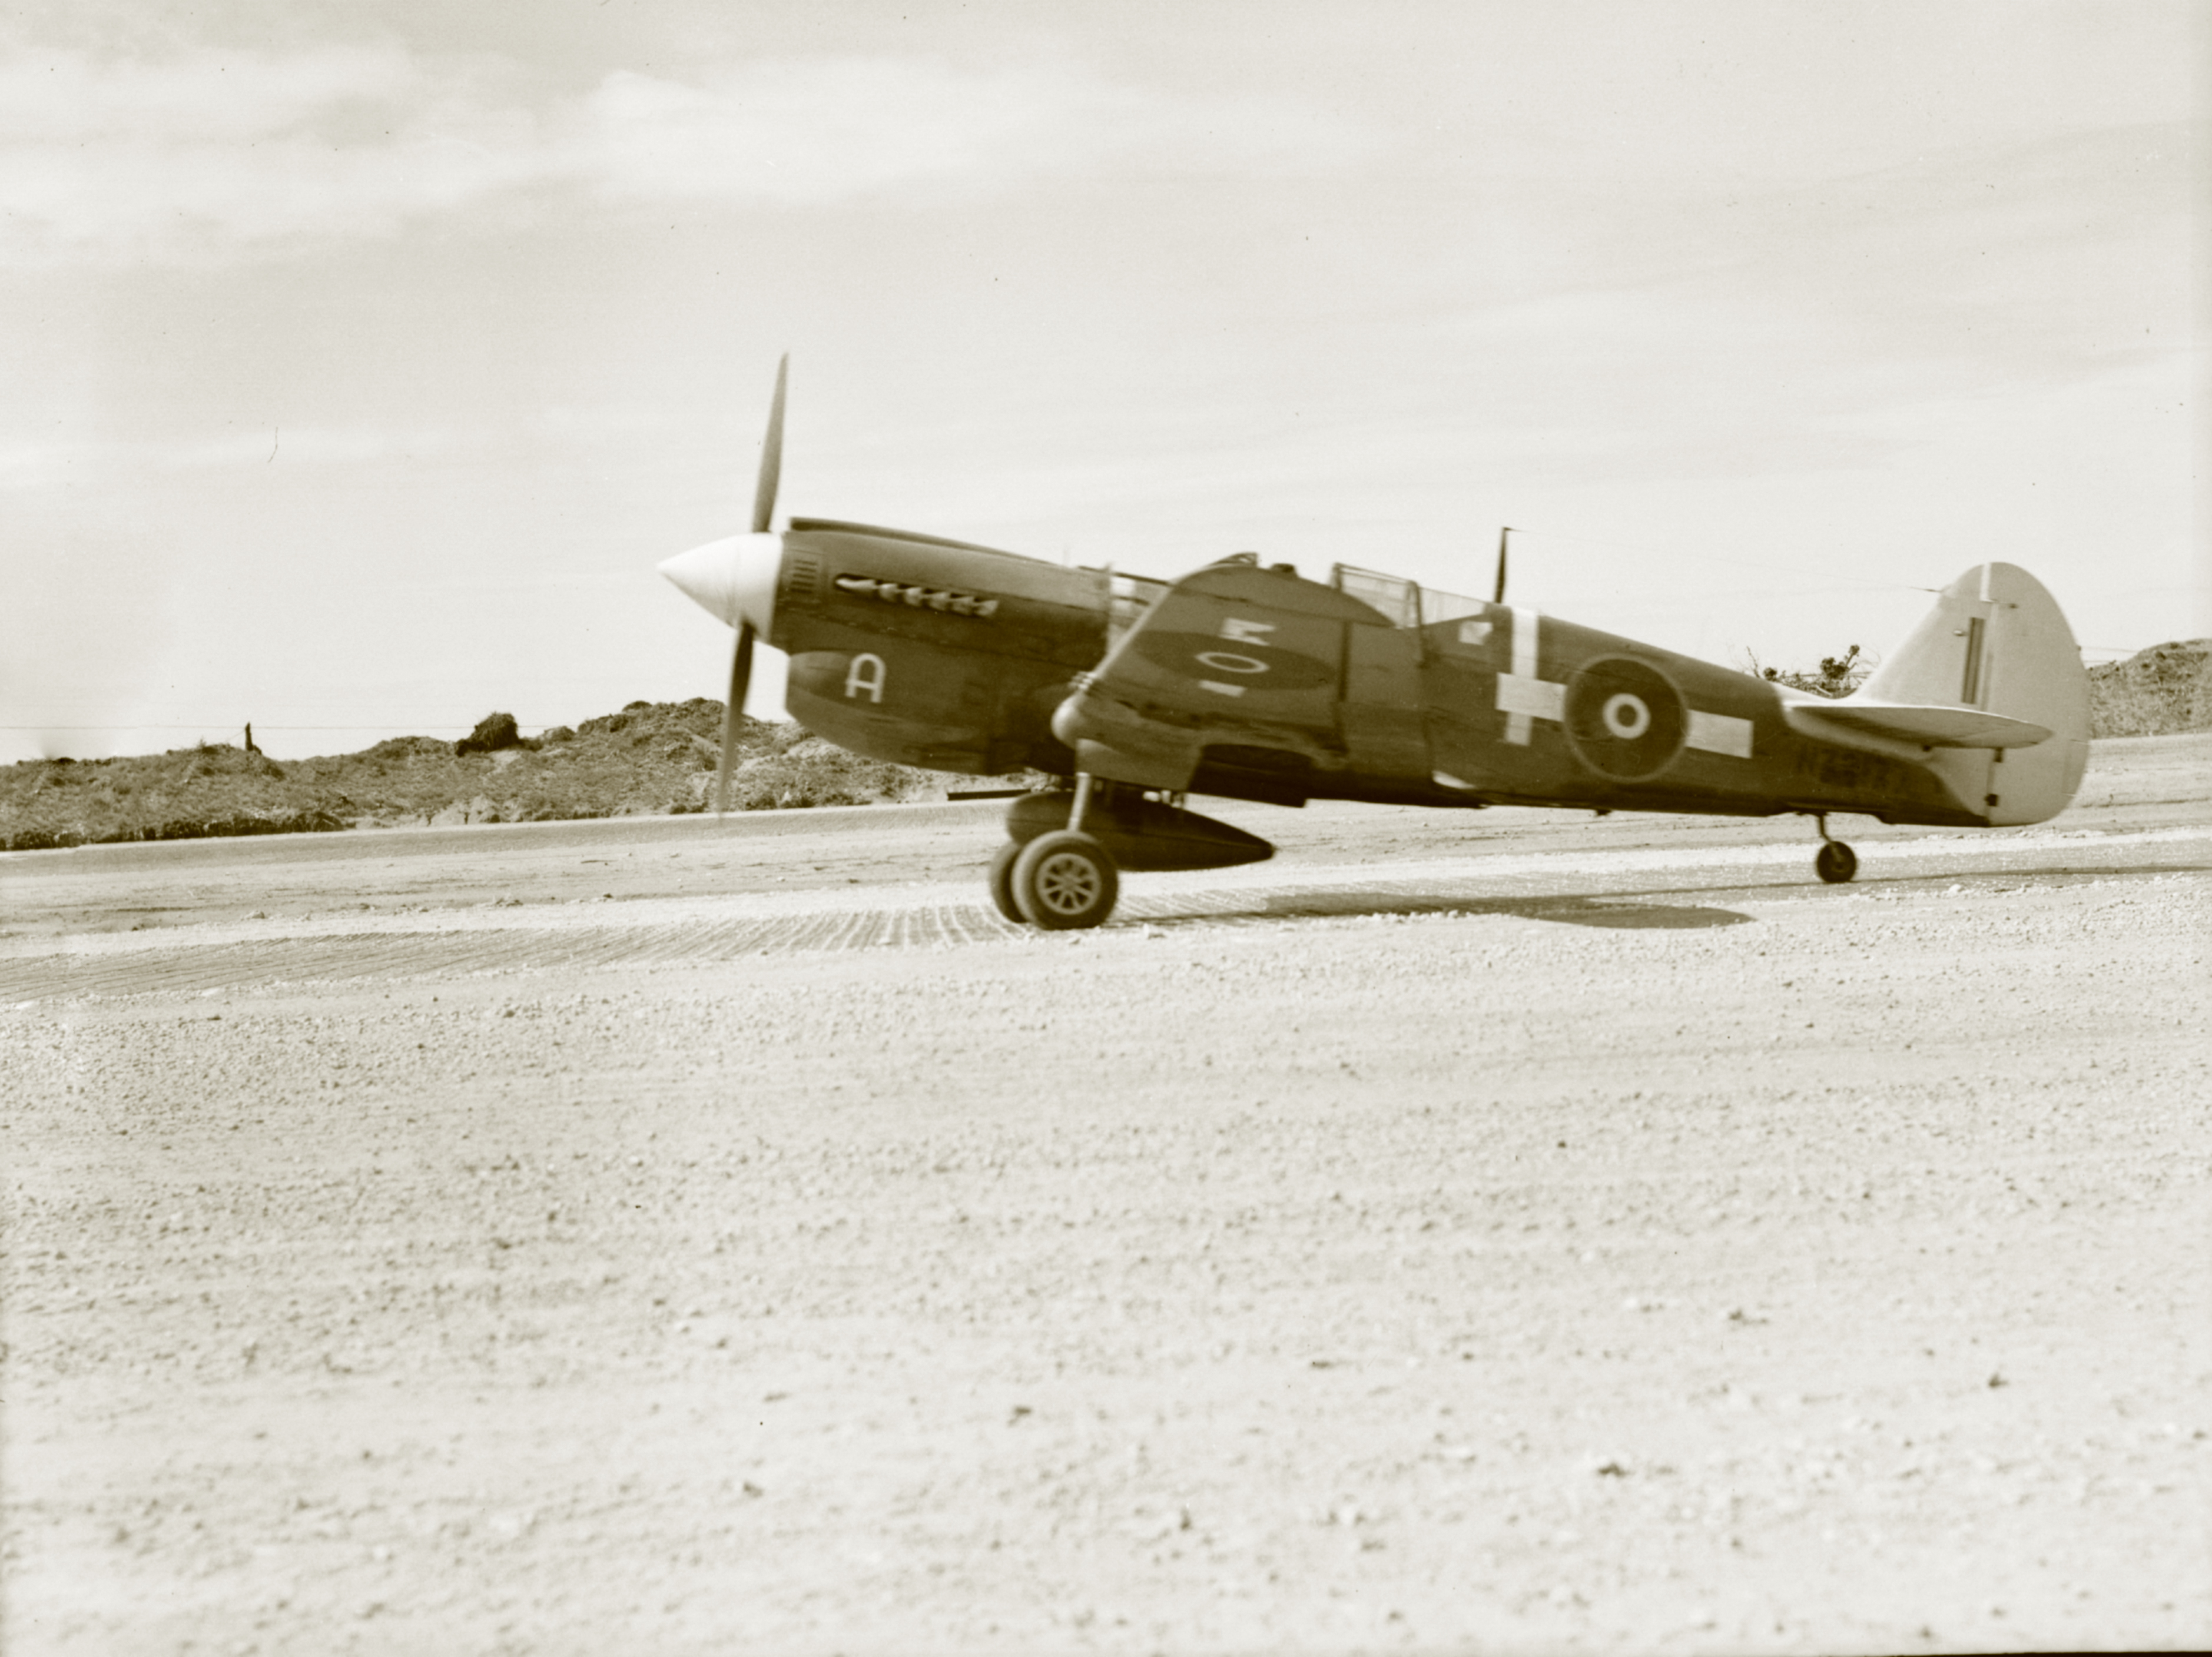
[[1789, 699, 2053, 750]]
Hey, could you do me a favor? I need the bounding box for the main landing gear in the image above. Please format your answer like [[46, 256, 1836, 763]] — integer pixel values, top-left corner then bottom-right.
[[986, 775, 1275, 930], [997, 775, 1120, 930], [1811, 813, 1858, 884]]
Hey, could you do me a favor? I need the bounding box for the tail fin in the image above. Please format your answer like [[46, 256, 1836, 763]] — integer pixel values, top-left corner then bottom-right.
[[1853, 562, 2090, 825]]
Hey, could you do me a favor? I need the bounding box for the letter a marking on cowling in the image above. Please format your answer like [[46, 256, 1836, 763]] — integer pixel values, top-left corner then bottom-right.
[[844, 652, 887, 704]]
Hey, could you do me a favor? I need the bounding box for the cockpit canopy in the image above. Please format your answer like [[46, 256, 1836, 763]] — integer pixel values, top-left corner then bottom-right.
[[1331, 564, 1488, 629]]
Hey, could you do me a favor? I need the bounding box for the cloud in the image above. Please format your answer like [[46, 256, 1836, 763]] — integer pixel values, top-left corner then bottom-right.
[[0, 44, 416, 142], [0, 46, 542, 260], [0, 46, 1375, 265], [0, 423, 505, 487], [566, 57, 1369, 204]]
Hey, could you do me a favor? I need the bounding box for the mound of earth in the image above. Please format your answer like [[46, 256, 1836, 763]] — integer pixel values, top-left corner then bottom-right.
[[2088, 639, 2211, 738], [0, 701, 1019, 851]]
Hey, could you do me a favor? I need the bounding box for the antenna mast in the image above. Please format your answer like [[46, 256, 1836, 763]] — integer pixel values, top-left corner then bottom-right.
[[1493, 527, 1513, 604]]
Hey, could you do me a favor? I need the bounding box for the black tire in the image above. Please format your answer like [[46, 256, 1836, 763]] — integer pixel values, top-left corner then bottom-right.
[[1012, 831, 1119, 931], [1815, 840, 1858, 884], [987, 841, 1027, 924]]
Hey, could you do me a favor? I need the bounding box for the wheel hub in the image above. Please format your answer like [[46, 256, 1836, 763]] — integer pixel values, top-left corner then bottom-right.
[[1034, 853, 1102, 914]]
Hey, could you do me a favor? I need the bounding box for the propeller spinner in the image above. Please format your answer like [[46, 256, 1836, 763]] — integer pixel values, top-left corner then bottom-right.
[[658, 354, 788, 813]]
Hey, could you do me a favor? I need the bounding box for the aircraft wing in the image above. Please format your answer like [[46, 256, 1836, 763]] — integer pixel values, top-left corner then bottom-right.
[[1050, 558, 1388, 795], [1785, 698, 2054, 750]]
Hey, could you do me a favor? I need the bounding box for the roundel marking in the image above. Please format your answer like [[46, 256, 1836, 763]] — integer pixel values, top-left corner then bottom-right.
[[1195, 650, 1269, 675], [1564, 656, 1687, 782], [1129, 630, 1335, 690], [1601, 692, 1651, 740]]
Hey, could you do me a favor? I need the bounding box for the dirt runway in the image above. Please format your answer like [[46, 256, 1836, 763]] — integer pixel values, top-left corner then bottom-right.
[[4, 736, 2208, 1654]]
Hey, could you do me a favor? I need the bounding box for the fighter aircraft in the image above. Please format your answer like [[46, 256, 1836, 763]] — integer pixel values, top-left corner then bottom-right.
[[660, 360, 2091, 930]]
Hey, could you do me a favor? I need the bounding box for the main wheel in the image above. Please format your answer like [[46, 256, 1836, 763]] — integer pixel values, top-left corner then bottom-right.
[[1012, 831, 1119, 930], [987, 841, 1027, 924], [1815, 839, 1858, 884]]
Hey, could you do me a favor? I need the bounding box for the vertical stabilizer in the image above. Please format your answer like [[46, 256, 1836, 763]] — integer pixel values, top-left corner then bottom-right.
[[1854, 563, 2090, 825]]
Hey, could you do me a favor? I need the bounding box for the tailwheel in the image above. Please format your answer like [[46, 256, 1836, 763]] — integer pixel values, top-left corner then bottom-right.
[[1012, 831, 1119, 930], [1814, 839, 1858, 884], [986, 841, 1027, 924]]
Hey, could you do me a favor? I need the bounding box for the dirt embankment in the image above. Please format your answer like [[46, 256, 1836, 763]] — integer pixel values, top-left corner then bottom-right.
[[0, 701, 987, 852], [2088, 639, 2211, 738]]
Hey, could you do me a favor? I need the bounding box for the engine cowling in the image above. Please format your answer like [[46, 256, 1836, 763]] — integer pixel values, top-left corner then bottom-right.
[[771, 523, 1109, 775], [785, 645, 1075, 776]]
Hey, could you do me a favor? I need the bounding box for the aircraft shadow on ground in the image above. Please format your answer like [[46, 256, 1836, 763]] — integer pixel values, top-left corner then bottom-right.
[[1120, 856, 2208, 935], [1134, 889, 1756, 931]]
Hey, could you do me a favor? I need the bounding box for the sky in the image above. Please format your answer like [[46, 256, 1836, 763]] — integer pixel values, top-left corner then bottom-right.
[[1, 0, 2203, 761]]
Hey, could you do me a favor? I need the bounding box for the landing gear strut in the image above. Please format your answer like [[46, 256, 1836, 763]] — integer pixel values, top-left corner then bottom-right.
[[1812, 814, 1858, 884]]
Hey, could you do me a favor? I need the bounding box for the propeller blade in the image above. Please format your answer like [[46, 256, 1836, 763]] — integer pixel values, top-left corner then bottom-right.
[[715, 621, 755, 815], [751, 354, 788, 536], [706, 356, 782, 813]]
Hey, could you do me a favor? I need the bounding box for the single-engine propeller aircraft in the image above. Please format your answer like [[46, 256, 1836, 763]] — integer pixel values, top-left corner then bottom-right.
[[661, 360, 2091, 930]]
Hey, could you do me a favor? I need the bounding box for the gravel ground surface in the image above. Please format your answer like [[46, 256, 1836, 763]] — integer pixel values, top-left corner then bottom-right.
[[4, 734, 2208, 1655]]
